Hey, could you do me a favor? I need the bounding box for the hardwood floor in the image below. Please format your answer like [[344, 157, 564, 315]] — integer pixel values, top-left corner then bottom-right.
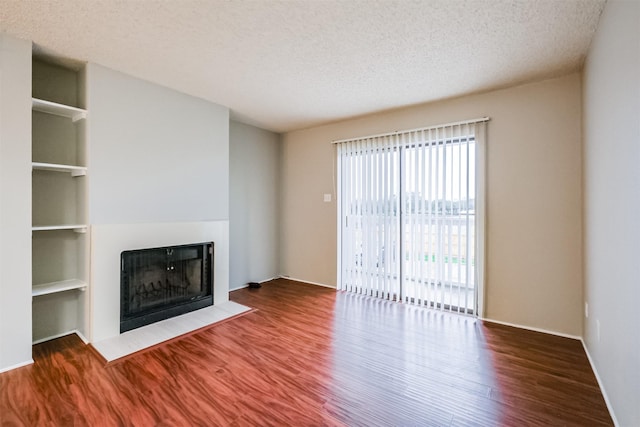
[[0, 279, 612, 426]]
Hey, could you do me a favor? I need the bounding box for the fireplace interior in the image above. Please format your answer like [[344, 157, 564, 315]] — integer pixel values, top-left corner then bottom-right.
[[120, 242, 214, 333]]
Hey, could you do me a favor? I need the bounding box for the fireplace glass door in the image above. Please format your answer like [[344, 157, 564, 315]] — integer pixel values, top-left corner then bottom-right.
[[120, 242, 214, 333]]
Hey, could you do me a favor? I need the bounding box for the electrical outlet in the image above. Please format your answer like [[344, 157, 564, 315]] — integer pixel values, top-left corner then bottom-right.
[[585, 302, 589, 318], [596, 319, 600, 342]]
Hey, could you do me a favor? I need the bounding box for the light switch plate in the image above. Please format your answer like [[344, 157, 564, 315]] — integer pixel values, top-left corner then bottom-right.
[[323, 193, 332, 202]]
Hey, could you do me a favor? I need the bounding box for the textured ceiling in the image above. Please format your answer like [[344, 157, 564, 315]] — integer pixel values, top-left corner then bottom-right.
[[0, 0, 605, 132]]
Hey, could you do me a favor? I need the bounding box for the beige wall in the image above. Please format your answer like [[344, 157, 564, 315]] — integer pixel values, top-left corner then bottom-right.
[[281, 73, 583, 336], [583, 0, 640, 425]]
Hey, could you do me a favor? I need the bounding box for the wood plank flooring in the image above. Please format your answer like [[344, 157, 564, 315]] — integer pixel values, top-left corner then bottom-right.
[[0, 278, 612, 426]]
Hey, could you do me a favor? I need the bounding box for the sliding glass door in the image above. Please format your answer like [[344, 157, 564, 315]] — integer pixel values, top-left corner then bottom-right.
[[338, 137, 401, 300], [400, 131, 476, 314], [337, 121, 486, 316]]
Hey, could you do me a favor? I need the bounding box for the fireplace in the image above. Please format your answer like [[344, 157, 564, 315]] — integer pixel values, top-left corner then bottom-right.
[[120, 242, 214, 333]]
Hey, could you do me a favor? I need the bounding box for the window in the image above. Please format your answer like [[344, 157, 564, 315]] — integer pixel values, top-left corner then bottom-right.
[[336, 119, 487, 316]]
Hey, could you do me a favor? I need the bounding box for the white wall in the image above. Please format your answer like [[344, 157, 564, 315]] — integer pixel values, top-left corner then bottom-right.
[[0, 34, 33, 372], [229, 121, 280, 289], [582, 1, 640, 425], [86, 64, 229, 224], [85, 64, 231, 342], [281, 73, 583, 336]]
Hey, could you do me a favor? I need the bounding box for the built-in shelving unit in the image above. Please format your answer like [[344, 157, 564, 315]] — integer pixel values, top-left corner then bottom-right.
[[32, 279, 87, 297], [32, 162, 87, 176], [32, 98, 87, 122], [31, 58, 90, 343], [32, 225, 88, 233]]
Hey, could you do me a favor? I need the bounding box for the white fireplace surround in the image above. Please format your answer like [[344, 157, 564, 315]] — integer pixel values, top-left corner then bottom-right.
[[90, 221, 230, 343]]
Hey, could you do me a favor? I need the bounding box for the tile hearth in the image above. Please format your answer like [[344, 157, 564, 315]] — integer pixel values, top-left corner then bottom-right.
[[91, 301, 251, 362]]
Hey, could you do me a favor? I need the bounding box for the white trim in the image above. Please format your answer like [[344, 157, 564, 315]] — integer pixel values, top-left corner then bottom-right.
[[332, 117, 490, 144], [481, 317, 582, 340], [581, 339, 619, 427], [32, 330, 82, 345], [228, 277, 279, 292], [0, 359, 34, 374], [474, 122, 487, 318], [469, 317, 617, 424], [279, 276, 336, 289], [75, 330, 89, 344], [336, 142, 343, 292]]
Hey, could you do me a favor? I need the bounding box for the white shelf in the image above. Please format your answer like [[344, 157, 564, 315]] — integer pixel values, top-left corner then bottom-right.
[[32, 162, 87, 177], [32, 98, 87, 122], [32, 224, 88, 233], [32, 279, 87, 297]]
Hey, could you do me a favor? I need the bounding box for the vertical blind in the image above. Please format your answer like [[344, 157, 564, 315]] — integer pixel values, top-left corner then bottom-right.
[[336, 119, 488, 316]]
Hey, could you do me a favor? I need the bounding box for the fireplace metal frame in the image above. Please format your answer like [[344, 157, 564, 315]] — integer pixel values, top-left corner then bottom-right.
[[120, 241, 214, 333]]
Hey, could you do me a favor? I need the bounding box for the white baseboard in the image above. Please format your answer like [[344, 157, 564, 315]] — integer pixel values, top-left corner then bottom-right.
[[279, 276, 336, 289], [0, 359, 33, 374], [32, 330, 83, 345], [2, 331, 86, 373], [482, 318, 617, 423], [229, 277, 279, 292], [581, 339, 619, 426], [481, 317, 582, 340], [230, 276, 336, 290], [75, 330, 89, 344]]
